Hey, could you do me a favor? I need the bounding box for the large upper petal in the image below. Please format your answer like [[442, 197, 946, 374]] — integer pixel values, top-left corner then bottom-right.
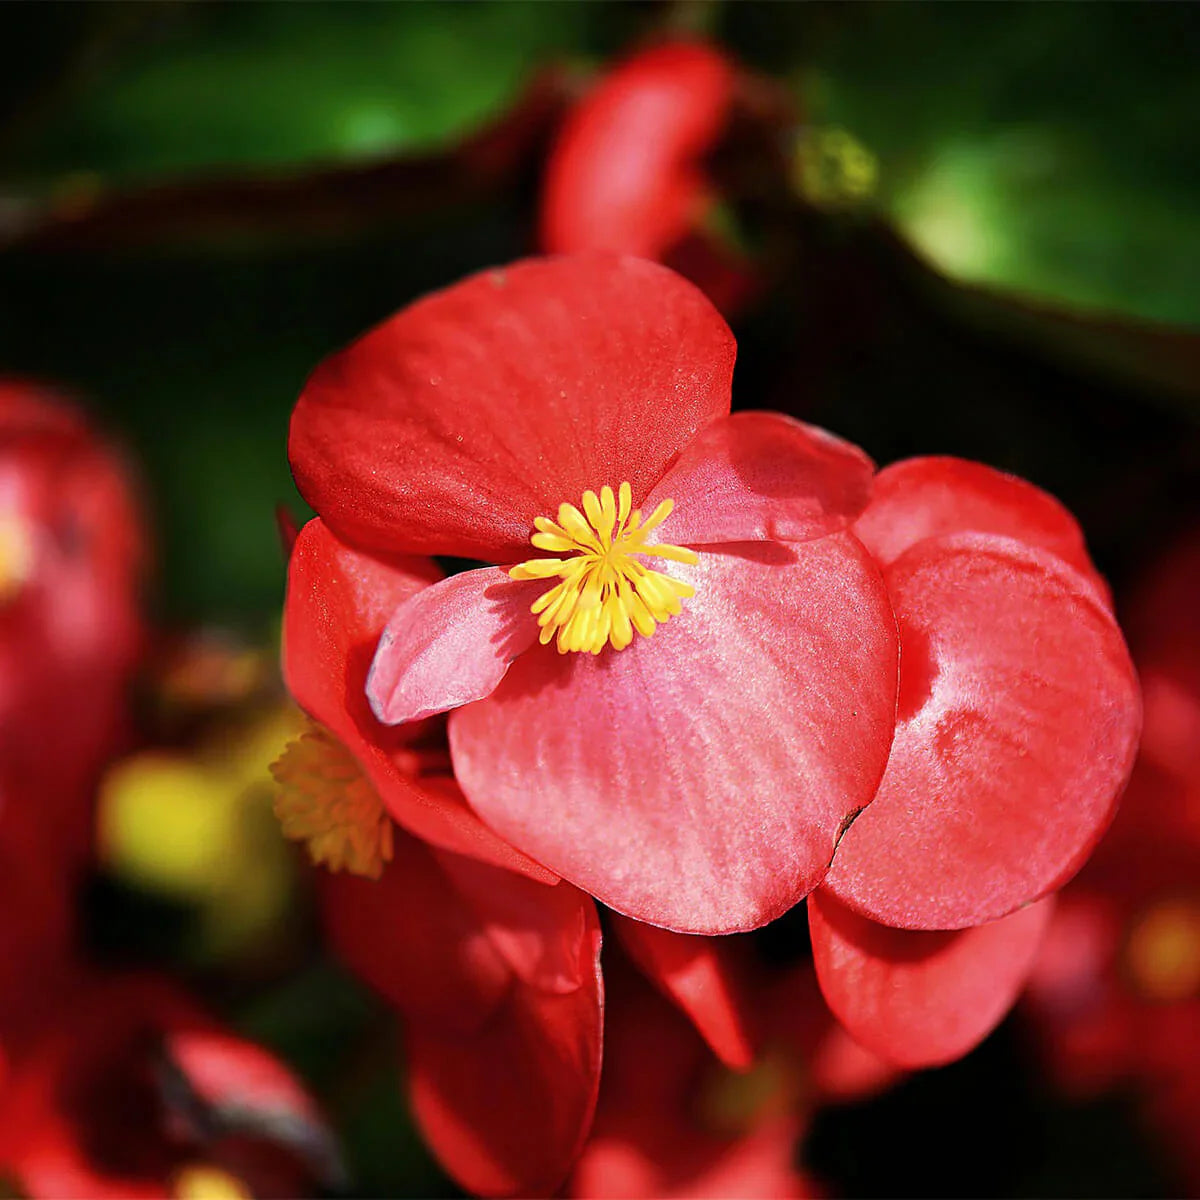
[[285, 519, 553, 881], [824, 533, 1140, 930], [642, 412, 875, 546], [450, 533, 899, 934], [809, 889, 1054, 1069], [290, 254, 735, 561]]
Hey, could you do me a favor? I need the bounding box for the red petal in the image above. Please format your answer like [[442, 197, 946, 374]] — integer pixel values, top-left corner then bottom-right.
[[612, 914, 755, 1070], [406, 901, 604, 1197], [451, 533, 898, 934], [540, 43, 734, 260], [643, 412, 875, 546], [855, 456, 1098, 577], [367, 567, 540, 725], [290, 255, 734, 561], [824, 534, 1140, 929], [809, 889, 1054, 1069], [321, 835, 512, 1034], [285, 520, 553, 881]]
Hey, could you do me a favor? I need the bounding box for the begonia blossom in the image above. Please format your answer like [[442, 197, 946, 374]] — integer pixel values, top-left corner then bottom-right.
[[289, 253, 898, 934]]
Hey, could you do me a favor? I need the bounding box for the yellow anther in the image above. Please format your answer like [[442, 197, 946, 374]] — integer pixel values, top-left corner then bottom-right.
[[270, 720, 393, 879], [509, 483, 698, 655]]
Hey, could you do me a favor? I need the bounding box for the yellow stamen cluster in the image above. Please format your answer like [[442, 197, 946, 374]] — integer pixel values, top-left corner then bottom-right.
[[270, 720, 393, 879], [509, 482, 698, 655]]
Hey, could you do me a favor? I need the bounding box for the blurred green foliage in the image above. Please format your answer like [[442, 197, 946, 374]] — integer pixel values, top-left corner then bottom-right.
[[794, 4, 1200, 324], [11, 2, 591, 181]]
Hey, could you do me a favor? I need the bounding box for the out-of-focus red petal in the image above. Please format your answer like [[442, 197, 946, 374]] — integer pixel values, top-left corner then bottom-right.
[[824, 534, 1140, 930], [643, 412, 875, 547], [285, 519, 553, 882], [406, 902, 604, 1197], [612, 914, 756, 1070], [809, 890, 1055, 1069], [451, 533, 898, 934], [321, 835, 512, 1035], [569, 964, 815, 1200], [541, 43, 734, 260], [367, 567, 541, 725], [290, 255, 734, 561], [855, 456, 1098, 577]]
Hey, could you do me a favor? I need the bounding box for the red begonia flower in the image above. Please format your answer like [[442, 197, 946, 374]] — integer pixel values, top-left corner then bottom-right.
[[0, 973, 337, 1200], [809, 889, 1054, 1068], [541, 42, 734, 262], [0, 380, 146, 874], [282, 517, 552, 881], [323, 842, 603, 1198], [822, 458, 1140, 931], [611, 914, 756, 1071], [289, 255, 897, 934], [569, 963, 821, 1200]]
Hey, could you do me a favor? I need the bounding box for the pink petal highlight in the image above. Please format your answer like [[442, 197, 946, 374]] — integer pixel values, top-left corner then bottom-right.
[[368, 567, 542, 726], [645, 411, 876, 546]]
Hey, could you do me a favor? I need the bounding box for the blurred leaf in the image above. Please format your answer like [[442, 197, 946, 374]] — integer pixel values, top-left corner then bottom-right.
[[799, 4, 1200, 325], [12, 0, 589, 182]]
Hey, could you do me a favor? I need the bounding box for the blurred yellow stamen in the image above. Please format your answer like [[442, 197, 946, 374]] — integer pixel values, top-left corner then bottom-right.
[[509, 482, 698, 655], [0, 512, 33, 604], [271, 720, 393, 879], [1126, 898, 1200, 1003], [172, 1165, 252, 1200]]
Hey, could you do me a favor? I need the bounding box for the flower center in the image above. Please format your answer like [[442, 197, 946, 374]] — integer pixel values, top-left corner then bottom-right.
[[1125, 897, 1200, 1003], [270, 720, 393, 879], [173, 1166, 252, 1200], [509, 482, 698, 655]]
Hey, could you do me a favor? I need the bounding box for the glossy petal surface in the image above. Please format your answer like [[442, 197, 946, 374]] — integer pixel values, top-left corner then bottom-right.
[[810, 889, 1054, 1068], [368, 567, 541, 725], [644, 412, 875, 547], [290, 255, 734, 560], [825, 534, 1140, 929], [855, 455, 1095, 574], [452, 534, 898, 934]]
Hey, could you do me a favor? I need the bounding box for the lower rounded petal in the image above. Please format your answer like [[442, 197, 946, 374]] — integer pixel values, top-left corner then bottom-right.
[[824, 534, 1140, 930], [451, 534, 898, 934], [809, 889, 1055, 1069]]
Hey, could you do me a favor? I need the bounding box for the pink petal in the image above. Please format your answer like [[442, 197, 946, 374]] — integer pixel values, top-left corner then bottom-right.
[[855, 455, 1097, 575], [450, 533, 898, 934], [367, 567, 542, 726], [407, 906, 604, 1197], [824, 533, 1141, 929], [809, 889, 1055, 1069], [612, 914, 755, 1070], [290, 254, 734, 561], [643, 412, 875, 546]]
